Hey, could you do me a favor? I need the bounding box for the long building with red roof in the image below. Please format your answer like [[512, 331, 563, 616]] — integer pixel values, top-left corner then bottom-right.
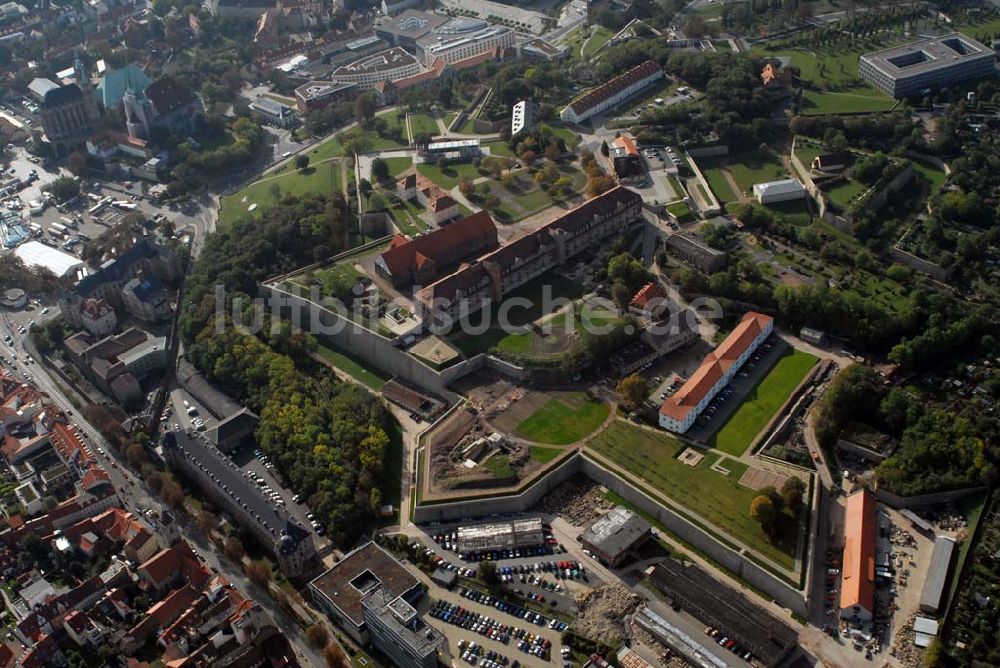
[[840, 488, 877, 622], [560, 60, 663, 124], [658, 311, 773, 433]]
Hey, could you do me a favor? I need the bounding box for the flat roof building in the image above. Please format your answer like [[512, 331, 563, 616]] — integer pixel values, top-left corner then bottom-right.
[[840, 488, 877, 622], [456, 517, 545, 556], [294, 81, 356, 114], [14, 240, 83, 278], [375, 9, 449, 49], [415, 19, 514, 66], [649, 560, 798, 667], [580, 507, 652, 567], [248, 97, 297, 128], [362, 587, 443, 668], [309, 541, 422, 644], [753, 178, 807, 204], [919, 535, 955, 615], [665, 232, 727, 274], [331, 47, 426, 89], [859, 33, 997, 99]]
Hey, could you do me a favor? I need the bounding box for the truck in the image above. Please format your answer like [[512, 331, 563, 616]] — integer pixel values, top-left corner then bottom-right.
[[49, 222, 68, 237], [60, 216, 78, 229], [88, 197, 111, 215]]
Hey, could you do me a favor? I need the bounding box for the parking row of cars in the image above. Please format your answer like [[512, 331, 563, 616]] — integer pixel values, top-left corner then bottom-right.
[[704, 627, 756, 663], [430, 600, 552, 661], [458, 587, 555, 629], [696, 337, 774, 428], [457, 639, 519, 668]]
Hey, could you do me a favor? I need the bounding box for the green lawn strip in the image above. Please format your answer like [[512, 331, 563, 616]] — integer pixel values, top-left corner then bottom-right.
[[262, 92, 296, 105], [666, 200, 694, 223], [582, 26, 614, 58], [530, 446, 564, 464], [515, 395, 610, 445], [910, 157, 946, 194], [709, 349, 818, 456], [547, 125, 579, 144], [416, 162, 481, 189], [699, 162, 737, 203], [376, 420, 404, 521], [727, 151, 787, 193], [801, 88, 896, 115], [444, 112, 457, 129], [409, 113, 440, 138], [588, 420, 797, 569], [791, 139, 825, 168], [316, 342, 389, 390], [458, 117, 478, 134]]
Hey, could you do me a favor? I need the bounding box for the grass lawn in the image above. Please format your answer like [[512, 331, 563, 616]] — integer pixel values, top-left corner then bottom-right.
[[588, 420, 798, 569], [317, 342, 390, 391], [382, 156, 413, 179], [416, 162, 481, 189], [515, 394, 610, 445], [530, 446, 564, 464], [709, 349, 818, 456], [581, 25, 614, 58], [825, 178, 867, 210], [547, 125, 579, 145], [792, 139, 825, 169], [727, 151, 787, 194], [765, 199, 813, 227], [484, 141, 515, 158], [458, 117, 478, 134], [444, 112, 457, 129], [801, 87, 896, 115], [219, 161, 343, 225], [409, 113, 440, 139], [385, 197, 431, 236], [262, 92, 296, 105], [666, 200, 694, 223], [699, 161, 737, 203], [911, 157, 946, 195]]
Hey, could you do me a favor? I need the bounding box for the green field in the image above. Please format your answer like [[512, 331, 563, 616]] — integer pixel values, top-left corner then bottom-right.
[[381, 156, 413, 180], [825, 178, 867, 210], [588, 420, 799, 569], [317, 342, 390, 390], [219, 161, 344, 225], [409, 113, 440, 139], [416, 162, 481, 189], [765, 199, 813, 227], [666, 200, 694, 223], [911, 157, 946, 195], [515, 394, 610, 445], [801, 87, 896, 115], [581, 25, 614, 59], [710, 349, 818, 456], [727, 151, 787, 193], [700, 162, 737, 203], [484, 141, 515, 158]]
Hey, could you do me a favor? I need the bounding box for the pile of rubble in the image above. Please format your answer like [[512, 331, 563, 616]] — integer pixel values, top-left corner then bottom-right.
[[627, 619, 689, 667], [933, 510, 968, 533], [572, 584, 641, 647], [888, 613, 925, 668], [889, 525, 917, 549], [538, 479, 614, 526]]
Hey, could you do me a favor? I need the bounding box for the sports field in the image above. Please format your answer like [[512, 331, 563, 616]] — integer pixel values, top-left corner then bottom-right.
[[587, 420, 798, 569], [710, 349, 817, 456]]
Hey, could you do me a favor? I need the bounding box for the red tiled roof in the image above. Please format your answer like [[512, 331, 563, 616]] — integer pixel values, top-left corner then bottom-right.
[[630, 282, 666, 309], [80, 465, 111, 491], [567, 60, 660, 116], [427, 194, 457, 213], [378, 211, 497, 277], [613, 134, 639, 157], [841, 489, 876, 615], [659, 311, 772, 421]]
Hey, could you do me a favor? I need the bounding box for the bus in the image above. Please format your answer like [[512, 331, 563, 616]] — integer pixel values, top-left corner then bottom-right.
[[88, 197, 111, 215], [60, 216, 78, 229], [113, 201, 137, 211], [28, 223, 42, 236], [49, 222, 68, 237]]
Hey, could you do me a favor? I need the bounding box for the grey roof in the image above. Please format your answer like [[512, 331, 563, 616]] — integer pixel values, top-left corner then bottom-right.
[[861, 33, 995, 77], [28, 78, 59, 101], [580, 507, 651, 557], [919, 536, 956, 613], [900, 509, 933, 534], [162, 430, 311, 554]]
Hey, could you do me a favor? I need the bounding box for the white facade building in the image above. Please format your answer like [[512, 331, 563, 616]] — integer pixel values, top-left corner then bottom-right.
[[752, 179, 808, 204]]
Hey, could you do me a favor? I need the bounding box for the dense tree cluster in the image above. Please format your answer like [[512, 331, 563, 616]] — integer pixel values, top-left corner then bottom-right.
[[179, 193, 392, 546], [176, 116, 264, 174]]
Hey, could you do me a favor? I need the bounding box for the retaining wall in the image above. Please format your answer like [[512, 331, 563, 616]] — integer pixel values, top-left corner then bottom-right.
[[687, 145, 730, 159], [875, 485, 988, 510], [413, 451, 809, 615]]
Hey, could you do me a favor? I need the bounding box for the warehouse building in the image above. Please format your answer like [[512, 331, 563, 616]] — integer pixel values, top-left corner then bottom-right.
[[580, 507, 652, 567], [649, 560, 798, 667], [859, 33, 997, 99], [456, 517, 545, 556], [840, 488, 877, 622], [919, 535, 956, 615], [752, 178, 807, 204]]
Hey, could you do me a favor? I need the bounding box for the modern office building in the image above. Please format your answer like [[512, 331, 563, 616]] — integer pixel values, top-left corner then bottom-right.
[[309, 542, 422, 645], [511, 99, 534, 137], [560, 60, 663, 124], [859, 33, 997, 99], [248, 97, 298, 128], [331, 47, 426, 89], [374, 9, 449, 49], [659, 311, 773, 433], [362, 588, 443, 668], [293, 81, 356, 113], [415, 19, 514, 66]]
